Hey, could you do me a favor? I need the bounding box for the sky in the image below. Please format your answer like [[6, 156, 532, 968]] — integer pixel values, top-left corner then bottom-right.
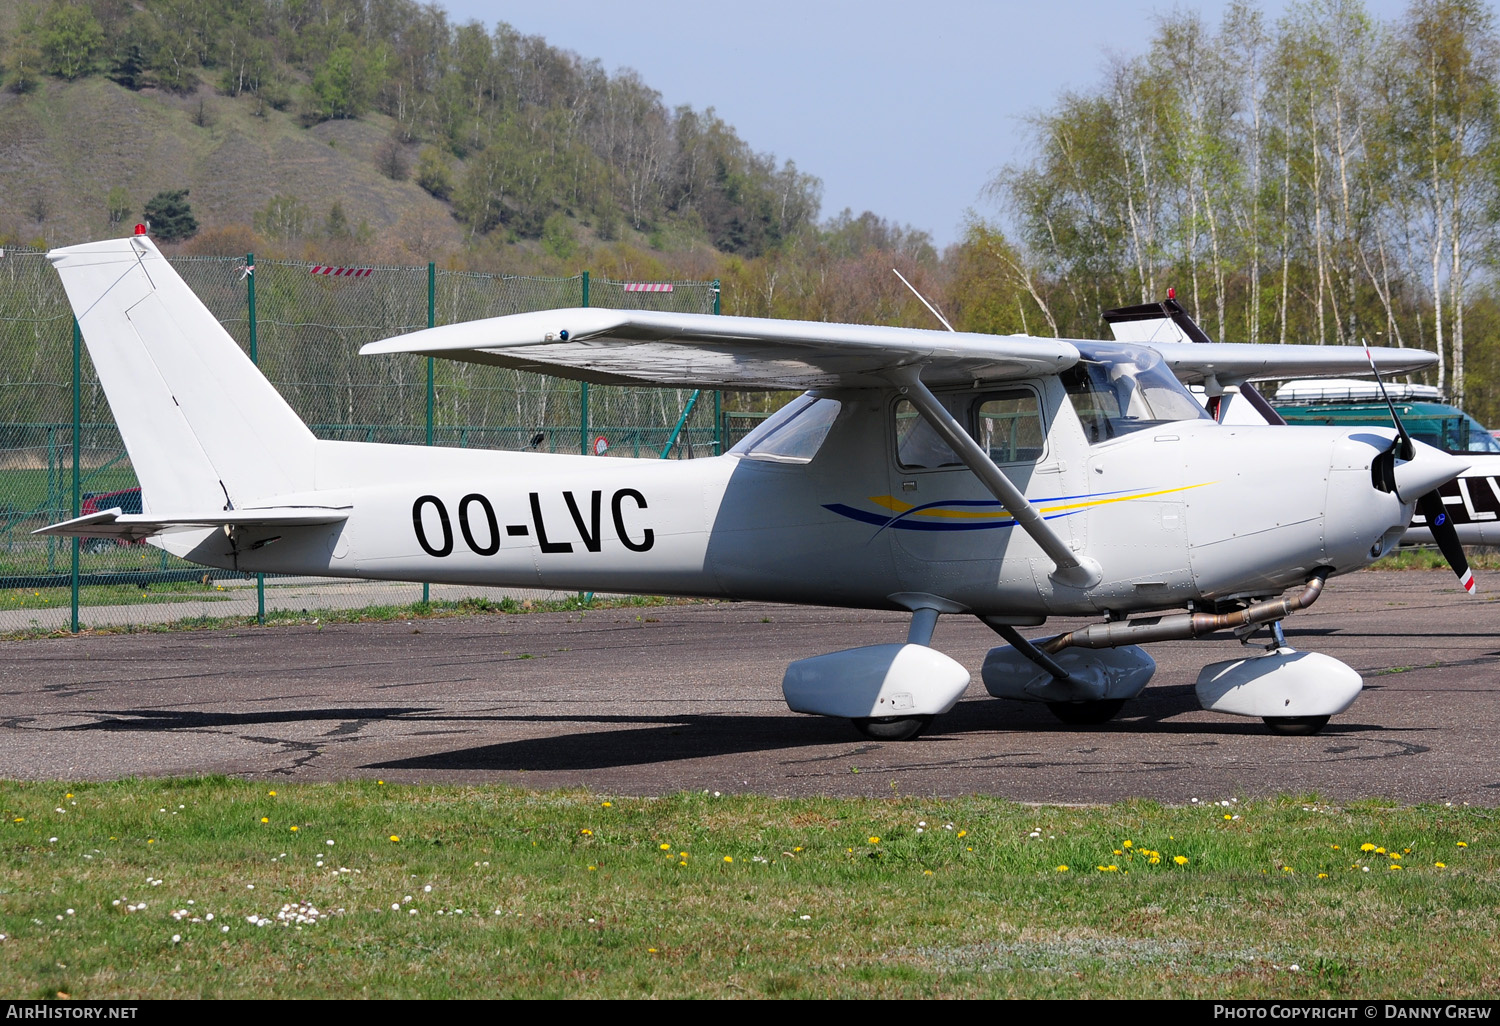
[[443, 0, 1415, 248]]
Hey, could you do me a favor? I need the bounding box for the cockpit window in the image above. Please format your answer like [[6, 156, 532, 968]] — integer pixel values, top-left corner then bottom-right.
[[1064, 342, 1212, 444], [975, 390, 1046, 463], [731, 395, 841, 463]]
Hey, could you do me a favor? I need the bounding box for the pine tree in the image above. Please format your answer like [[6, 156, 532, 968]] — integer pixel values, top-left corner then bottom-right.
[[142, 190, 198, 242]]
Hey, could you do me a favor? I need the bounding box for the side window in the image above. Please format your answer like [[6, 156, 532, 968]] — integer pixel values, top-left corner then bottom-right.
[[974, 390, 1045, 464], [895, 388, 1045, 469], [896, 398, 962, 469], [730, 396, 842, 463]]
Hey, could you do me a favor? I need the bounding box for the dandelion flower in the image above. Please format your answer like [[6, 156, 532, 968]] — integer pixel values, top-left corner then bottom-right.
[[1122, 840, 1132, 848], [1174, 856, 1189, 865], [268, 791, 277, 797], [1318, 873, 1328, 879], [868, 837, 880, 844], [260, 817, 268, 824], [660, 844, 671, 851], [1056, 865, 1069, 872], [1435, 862, 1446, 868], [601, 801, 612, 808], [389, 835, 400, 842], [723, 856, 733, 863], [1360, 843, 1376, 852], [1457, 842, 1468, 847], [289, 826, 298, 832], [957, 830, 967, 838]]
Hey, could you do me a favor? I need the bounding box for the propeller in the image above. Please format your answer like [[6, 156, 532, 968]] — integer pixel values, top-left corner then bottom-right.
[[1363, 345, 1476, 594]]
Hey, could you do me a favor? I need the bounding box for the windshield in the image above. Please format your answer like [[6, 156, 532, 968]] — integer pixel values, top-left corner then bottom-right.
[[1064, 342, 1212, 443]]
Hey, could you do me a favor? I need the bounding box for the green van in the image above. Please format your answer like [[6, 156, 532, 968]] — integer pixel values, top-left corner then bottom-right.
[[1272, 378, 1500, 454]]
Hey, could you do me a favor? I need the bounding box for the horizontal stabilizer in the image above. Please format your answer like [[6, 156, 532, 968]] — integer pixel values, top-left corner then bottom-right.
[[34, 506, 351, 542]]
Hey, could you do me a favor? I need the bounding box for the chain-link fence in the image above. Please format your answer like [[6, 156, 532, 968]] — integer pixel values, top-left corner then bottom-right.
[[0, 247, 725, 631]]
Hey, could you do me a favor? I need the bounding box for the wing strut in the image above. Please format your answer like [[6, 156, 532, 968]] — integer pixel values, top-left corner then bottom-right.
[[894, 370, 1102, 590]]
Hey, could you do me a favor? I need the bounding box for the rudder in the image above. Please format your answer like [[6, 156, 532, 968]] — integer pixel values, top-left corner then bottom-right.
[[47, 234, 316, 513]]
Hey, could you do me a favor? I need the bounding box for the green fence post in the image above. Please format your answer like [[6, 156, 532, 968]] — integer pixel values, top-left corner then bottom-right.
[[70, 319, 80, 633], [247, 253, 263, 625], [46, 427, 56, 574], [580, 271, 590, 456], [424, 262, 435, 605]]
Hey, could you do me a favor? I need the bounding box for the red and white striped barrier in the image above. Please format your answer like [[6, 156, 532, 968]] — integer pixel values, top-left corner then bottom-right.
[[310, 265, 374, 277], [623, 282, 672, 292]]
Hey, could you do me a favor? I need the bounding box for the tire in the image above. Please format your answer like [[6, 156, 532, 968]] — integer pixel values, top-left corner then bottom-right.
[[1046, 699, 1126, 725], [850, 715, 932, 741], [1262, 715, 1330, 736]]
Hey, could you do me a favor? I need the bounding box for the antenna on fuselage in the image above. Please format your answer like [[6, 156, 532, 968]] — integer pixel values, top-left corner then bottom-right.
[[893, 268, 955, 333]]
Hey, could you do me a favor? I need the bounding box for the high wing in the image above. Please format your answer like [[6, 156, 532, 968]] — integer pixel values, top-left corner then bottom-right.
[[363, 307, 1435, 391], [35, 506, 351, 543], [1142, 341, 1438, 386], [1103, 298, 1438, 382], [360, 308, 1079, 389]]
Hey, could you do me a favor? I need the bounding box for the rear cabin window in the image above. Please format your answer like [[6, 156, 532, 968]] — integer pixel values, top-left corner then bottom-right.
[[730, 395, 842, 463]]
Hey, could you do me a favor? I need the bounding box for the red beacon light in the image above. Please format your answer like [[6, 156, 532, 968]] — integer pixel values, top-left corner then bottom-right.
[[1167, 286, 1176, 300], [133, 223, 147, 236]]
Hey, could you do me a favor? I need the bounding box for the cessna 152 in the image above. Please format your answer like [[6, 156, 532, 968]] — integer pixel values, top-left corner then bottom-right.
[[39, 233, 1473, 739]]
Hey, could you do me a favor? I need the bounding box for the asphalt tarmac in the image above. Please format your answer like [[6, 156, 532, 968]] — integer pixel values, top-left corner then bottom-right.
[[1, 570, 1496, 804]]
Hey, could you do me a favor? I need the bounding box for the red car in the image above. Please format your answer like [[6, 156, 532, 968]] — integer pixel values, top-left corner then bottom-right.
[[79, 486, 143, 552]]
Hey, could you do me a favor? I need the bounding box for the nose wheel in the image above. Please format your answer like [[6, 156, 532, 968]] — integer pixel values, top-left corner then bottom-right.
[[850, 715, 933, 741], [1262, 715, 1330, 736]]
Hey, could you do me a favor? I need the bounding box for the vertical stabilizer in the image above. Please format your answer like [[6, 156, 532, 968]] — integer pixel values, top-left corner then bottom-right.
[[47, 235, 316, 512]]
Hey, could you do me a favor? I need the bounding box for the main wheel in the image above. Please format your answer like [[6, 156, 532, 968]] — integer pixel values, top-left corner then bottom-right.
[[1046, 699, 1126, 725], [1262, 715, 1330, 736], [850, 715, 932, 741]]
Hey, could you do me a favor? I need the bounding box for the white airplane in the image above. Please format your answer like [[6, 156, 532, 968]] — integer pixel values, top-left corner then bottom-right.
[[37, 232, 1472, 739]]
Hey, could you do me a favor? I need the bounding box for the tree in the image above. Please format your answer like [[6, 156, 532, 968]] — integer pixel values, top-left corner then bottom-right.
[[38, 2, 104, 81], [415, 147, 453, 199], [376, 138, 410, 181], [254, 195, 309, 241], [1387, 0, 1500, 408], [325, 202, 351, 241], [106, 187, 130, 225], [142, 190, 198, 242]]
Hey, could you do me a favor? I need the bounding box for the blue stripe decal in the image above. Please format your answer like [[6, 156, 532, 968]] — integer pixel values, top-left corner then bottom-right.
[[822, 503, 1087, 532]]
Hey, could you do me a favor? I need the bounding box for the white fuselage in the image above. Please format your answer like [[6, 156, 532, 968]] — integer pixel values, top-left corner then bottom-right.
[[166, 376, 1416, 620]]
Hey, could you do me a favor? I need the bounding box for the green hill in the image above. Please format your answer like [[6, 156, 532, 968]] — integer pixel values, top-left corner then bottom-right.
[[0, 75, 462, 256]]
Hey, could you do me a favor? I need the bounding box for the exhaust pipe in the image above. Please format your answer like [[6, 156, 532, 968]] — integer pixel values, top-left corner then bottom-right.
[[1039, 569, 1329, 654]]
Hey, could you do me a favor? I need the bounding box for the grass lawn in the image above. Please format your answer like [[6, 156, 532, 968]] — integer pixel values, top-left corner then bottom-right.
[[0, 781, 1494, 999]]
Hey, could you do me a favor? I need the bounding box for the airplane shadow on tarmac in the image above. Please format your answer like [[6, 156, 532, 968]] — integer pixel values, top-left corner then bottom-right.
[[363, 684, 1411, 773], [50, 684, 1418, 775]]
